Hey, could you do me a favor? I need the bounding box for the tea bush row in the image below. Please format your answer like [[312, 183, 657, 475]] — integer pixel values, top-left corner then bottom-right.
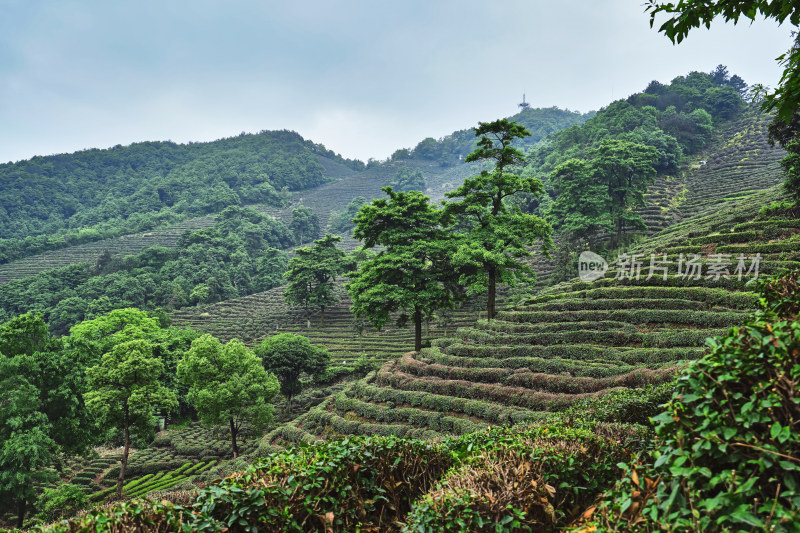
[[526, 286, 759, 309], [331, 392, 484, 435], [375, 365, 597, 411], [496, 309, 746, 328], [421, 348, 654, 377], [347, 381, 543, 425], [398, 353, 678, 394], [473, 319, 638, 335]]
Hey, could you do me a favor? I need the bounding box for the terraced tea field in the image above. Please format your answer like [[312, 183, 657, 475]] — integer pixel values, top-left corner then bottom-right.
[[266, 184, 798, 447]]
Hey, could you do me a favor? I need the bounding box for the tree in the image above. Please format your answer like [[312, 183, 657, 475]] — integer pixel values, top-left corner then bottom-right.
[[328, 196, 367, 234], [444, 119, 552, 320], [289, 205, 319, 245], [348, 187, 460, 351], [283, 234, 348, 327], [0, 354, 58, 527], [389, 167, 426, 192], [546, 158, 612, 246], [84, 339, 177, 497], [591, 139, 659, 246], [255, 333, 329, 407], [0, 311, 50, 357], [177, 334, 278, 458], [645, 1, 800, 122]]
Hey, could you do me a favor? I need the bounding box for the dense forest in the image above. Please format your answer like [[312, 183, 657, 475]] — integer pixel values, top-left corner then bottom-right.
[[0, 130, 362, 264], [0, 206, 295, 334]]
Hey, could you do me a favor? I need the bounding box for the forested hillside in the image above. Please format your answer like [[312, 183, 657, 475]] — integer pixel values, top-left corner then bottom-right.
[[0, 130, 362, 263]]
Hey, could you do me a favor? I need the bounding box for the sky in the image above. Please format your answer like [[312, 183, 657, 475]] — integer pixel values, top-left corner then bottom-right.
[[0, 0, 792, 164]]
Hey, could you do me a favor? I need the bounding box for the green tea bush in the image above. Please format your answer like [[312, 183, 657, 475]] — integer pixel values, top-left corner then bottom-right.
[[36, 484, 88, 523], [196, 435, 452, 531], [405, 425, 629, 532], [597, 272, 800, 531]]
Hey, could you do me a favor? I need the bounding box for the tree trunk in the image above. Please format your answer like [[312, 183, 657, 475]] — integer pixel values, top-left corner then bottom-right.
[[16, 498, 26, 528], [487, 268, 497, 320], [414, 308, 422, 352], [117, 416, 130, 498], [229, 416, 239, 459]]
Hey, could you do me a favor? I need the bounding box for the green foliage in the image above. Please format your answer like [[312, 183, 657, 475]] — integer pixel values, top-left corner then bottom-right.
[[0, 311, 50, 357], [0, 130, 333, 259], [256, 333, 330, 403], [197, 435, 451, 532], [406, 425, 629, 531], [327, 196, 366, 234], [389, 167, 426, 192], [36, 483, 87, 523], [600, 272, 800, 530], [84, 339, 177, 496], [445, 119, 553, 319], [178, 334, 279, 458], [283, 234, 348, 325], [769, 110, 800, 203], [0, 207, 291, 333], [0, 357, 58, 526], [289, 205, 319, 245], [349, 187, 460, 350]]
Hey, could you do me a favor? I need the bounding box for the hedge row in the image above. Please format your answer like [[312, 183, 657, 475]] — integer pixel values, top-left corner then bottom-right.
[[523, 298, 705, 312], [641, 328, 725, 348], [331, 392, 484, 435], [458, 327, 644, 347], [347, 381, 543, 425], [443, 343, 704, 363], [375, 365, 601, 411], [472, 319, 638, 335], [496, 309, 746, 328], [303, 407, 444, 440], [397, 353, 677, 395], [104, 459, 187, 481], [421, 348, 653, 377], [563, 275, 749, 291], [262, 424, 319, 448], [526, 286, 759, 309], [688, 230, 759, 245], [716, 238, 800, 254], [732, 218, 800, 231]]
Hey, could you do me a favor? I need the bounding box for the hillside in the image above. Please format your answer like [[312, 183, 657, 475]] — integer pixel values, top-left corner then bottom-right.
[[269, 182, 796, 447], [0, 131, 363, 264]]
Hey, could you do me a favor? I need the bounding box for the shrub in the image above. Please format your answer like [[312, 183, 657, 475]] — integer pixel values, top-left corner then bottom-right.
[[37, 483, 88, 522], [196, 435, 452, 531], [405, 425, 629, 532], [597, 272, 800, 530]]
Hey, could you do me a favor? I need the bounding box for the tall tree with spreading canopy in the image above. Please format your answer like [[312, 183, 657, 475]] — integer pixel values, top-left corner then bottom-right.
[[283, 234, 348, 327], [546, 158, 612, 246], [444, 119, 552, 320], [592, 139, 659, 246], [84, 339, 177, 497], [255, 333, 329, 408], [348, 187, 459, 350], [178, 334, 278, 458]]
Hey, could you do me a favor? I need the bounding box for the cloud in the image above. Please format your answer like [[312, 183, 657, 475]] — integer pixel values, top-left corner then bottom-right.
[[0, 0, 790, 163]]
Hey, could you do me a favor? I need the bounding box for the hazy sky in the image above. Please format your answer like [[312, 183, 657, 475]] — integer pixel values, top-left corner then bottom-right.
[[0, 0, 792, 164]]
